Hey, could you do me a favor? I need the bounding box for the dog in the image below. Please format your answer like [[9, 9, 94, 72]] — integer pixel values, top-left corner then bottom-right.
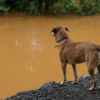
[[50, 25, 100, 90]]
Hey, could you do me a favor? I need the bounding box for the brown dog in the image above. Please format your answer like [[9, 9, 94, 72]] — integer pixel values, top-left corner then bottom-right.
[[50, 25, 100, 90]]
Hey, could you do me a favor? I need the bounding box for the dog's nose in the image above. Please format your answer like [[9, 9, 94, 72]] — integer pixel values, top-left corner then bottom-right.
[[51, 32, 54, 36]]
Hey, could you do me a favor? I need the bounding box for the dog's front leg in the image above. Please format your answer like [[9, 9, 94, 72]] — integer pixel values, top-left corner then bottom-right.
[[72, 64, 78, 84], [60, 63, 67, 85]]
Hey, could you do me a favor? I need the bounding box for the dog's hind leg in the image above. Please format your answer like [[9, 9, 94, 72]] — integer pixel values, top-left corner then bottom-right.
[[88, 68, 97, 90], [97, 64, 100, 89], [60, 63, 67, 85], [97, 64, 100, 75], [86, 52, 98, 90], [72, 64, 78, 84]]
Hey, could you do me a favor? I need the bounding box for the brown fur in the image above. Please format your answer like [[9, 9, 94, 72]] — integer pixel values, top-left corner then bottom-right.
[[50, 26, 100, 90]]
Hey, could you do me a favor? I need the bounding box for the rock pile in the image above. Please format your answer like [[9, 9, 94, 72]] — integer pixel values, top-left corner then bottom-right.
[[5, 73, 100, 100]]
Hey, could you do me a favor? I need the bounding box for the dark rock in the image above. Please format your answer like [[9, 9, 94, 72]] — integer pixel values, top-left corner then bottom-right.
[[4, 74, 100, 100], [40, 81, 54, 89], [97, 72, 100, 76], [79, 75, 90, 81]]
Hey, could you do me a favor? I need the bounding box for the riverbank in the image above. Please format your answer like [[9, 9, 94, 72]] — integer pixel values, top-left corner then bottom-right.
[[4, 72, 100, 100]]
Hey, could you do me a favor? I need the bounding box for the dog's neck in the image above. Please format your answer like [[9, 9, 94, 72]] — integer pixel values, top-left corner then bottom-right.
[[55, 38, 67, 47], [56, 38, 67, 43]]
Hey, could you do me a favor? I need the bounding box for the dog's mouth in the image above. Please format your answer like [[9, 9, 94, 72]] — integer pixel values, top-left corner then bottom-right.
[[51, 32, 54, 36]]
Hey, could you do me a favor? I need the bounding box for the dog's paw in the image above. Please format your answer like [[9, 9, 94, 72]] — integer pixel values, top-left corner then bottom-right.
[[60, 82, 65, 85], [98, 86, 100, 89], [89, 87, 95, 91], [72, 80, 78, 84]]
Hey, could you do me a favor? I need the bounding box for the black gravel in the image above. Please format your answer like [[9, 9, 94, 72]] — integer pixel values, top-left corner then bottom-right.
[[4, 72, 100, 100]]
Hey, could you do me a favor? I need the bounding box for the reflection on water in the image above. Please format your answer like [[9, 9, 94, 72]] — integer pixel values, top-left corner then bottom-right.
[[0, 10, 100, 99], [15, 39, 19, 46], [30, 66, 36, 73], [31, 40, 42, 52]]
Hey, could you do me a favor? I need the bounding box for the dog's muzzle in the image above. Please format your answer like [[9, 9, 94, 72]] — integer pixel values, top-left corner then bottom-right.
[[51, 32, 54, 36]]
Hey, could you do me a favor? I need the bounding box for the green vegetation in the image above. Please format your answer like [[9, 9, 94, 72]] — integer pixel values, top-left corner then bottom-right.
[[76, 0, 100, 16], [0, 0, 100, 17], [0, 0, 10, 12], [27, 0, 56, 15]]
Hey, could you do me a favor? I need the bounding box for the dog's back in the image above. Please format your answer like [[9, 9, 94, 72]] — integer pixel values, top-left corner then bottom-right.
[[58, 39, 99, 64]]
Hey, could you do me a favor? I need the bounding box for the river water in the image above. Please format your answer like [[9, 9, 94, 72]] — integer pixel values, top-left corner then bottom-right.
[[0, 9, 100, 99]]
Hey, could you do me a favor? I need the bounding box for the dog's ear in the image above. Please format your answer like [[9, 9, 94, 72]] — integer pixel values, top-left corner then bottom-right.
[[65, 27, 69, 32]]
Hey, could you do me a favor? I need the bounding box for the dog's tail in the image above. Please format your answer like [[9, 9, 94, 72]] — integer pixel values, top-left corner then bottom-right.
[[97, 45, 100, 51]]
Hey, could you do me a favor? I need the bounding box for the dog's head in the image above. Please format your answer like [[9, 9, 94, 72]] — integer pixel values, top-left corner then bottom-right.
[[50, 26, 69, 42]]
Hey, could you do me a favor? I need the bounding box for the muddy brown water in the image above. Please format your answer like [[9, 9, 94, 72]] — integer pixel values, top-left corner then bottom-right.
[[0, 10, 100, 99]]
